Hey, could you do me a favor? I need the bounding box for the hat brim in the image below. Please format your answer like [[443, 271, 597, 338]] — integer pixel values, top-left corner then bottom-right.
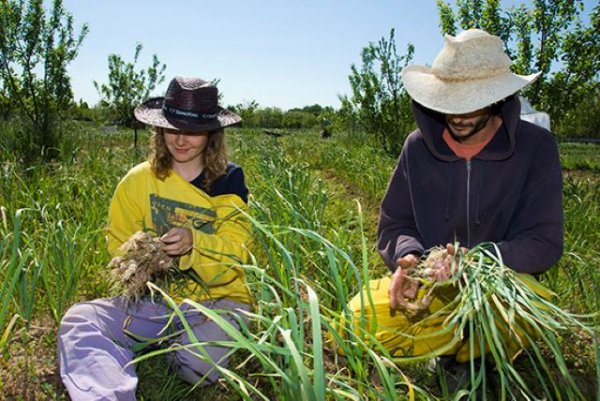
[[134, 97, 242, 132], [402, 65, 541, 114]]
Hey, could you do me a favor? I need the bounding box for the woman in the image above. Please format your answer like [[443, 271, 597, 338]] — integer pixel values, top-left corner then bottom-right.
[[58, 77, 252, 400]]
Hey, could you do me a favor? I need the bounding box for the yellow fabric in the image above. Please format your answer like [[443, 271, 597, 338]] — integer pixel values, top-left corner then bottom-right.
[[107, 161, 252, 305], [342, 273, 552, 363]]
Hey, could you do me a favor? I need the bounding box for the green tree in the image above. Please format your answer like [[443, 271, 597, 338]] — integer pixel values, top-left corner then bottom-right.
[[94, 43, 166, 129], [510, 4, 534, 75], [228, 102, 331, 130], [0, 85, 10, 120], [0, 0, 88, 160], [282, 109, 318, 129], [298, 104, 325, 115], [230, 100, 259, 127], [340, 29, 415, 154], [437, 0, 512, 42], [253, 107, 284, 129], [546, 4, 600, 136]]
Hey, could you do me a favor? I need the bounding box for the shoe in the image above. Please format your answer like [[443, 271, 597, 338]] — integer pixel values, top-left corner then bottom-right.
[[436, 356, 486, 400]]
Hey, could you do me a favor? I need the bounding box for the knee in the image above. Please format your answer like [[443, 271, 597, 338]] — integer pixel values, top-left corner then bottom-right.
[[167, 303, 249, 385], [58, 300, 115, 339], [60, 303, 95, 331], [167, 341, 230, 385]]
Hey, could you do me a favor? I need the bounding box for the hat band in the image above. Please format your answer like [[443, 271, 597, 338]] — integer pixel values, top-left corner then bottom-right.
[[162, 104, 218, 121]]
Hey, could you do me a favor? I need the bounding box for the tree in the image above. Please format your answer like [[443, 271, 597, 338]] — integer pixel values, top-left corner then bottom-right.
[[0, 86, 10, 120], [256, 107, 284, 129], [436, 0, 599, 137], [545, 3, 600, 136], [230, 100, 259, 127], [340, 29, 415, 154], [0, 0, 88, 160], [94, 43, 166, 129]]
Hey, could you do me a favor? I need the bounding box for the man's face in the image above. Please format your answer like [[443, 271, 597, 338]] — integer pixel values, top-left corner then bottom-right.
[[445, 107, 493, 142]]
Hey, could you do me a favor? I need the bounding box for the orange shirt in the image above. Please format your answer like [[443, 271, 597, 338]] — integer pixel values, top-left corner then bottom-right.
[[442, 128, 494, 160]]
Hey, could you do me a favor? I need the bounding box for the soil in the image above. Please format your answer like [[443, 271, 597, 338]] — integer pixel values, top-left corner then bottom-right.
[[0, 316, 67, 400]]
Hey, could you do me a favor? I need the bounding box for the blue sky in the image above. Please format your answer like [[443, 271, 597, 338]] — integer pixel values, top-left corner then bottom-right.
[[64, 1, 597, 111]]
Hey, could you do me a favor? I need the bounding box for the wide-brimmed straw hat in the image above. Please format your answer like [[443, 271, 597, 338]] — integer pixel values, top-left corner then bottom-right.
[[134, 76, 241, 132], [402, 29, 541, 115]]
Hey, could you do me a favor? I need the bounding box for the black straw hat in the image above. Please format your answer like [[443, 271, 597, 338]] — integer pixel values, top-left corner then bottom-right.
[[134, 77, 241, 132]]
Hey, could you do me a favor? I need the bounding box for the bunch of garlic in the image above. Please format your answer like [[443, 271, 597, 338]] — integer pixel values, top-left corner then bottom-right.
[[109, 231, 173, 303]]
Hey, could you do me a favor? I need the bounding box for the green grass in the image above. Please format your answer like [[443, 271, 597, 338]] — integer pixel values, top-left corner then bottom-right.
[[559, 142, 600, 173], [0, 126, 598, 400]]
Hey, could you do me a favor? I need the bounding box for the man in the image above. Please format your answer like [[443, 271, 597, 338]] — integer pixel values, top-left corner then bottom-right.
[[345, 29, 563, 394]]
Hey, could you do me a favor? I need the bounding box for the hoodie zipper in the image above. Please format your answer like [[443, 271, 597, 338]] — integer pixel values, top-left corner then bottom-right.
[[466, 159, 471, 247]]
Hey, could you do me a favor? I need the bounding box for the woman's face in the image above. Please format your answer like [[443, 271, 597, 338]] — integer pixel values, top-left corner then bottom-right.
[[163, 129, 209, 165]]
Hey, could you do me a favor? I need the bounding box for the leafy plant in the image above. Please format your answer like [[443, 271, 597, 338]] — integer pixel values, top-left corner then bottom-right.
[[339, 29, 416, 155], [0, 0, 88, 161], [94, 42, 166, 129]]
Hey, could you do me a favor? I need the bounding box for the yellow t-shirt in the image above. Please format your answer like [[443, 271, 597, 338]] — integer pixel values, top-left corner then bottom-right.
[[107, 161, 252, 305]]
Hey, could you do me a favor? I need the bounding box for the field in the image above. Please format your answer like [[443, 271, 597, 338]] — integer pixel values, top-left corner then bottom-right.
[[0, 125, 599, 400]]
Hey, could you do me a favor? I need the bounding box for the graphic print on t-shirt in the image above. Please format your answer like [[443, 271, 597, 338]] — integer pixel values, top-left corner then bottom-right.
[[150, 194, 216, 236]]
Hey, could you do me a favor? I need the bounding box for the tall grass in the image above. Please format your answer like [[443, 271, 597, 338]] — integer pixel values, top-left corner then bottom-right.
[[280, 131, 394, 202], [544, 175, 600, 315], [0, 127, 598, 400], [0, 124, 142, 344], [402, 244, 598, 400], [559, 143, 600, 173], [0, 208, 30, 350]]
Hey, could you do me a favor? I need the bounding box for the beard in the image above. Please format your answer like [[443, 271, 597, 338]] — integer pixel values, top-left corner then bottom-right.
[[446, 112, 493, 143]]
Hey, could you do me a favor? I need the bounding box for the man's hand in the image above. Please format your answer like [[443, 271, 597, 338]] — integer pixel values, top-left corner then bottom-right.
[[429, 243, 468, 281], [389, 253, 420, 311], [161, 227, 193, 257], [389, 245, 468, 314]]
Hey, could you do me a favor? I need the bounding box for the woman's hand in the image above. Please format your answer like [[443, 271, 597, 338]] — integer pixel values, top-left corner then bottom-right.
[[161, 227, 193, 257]]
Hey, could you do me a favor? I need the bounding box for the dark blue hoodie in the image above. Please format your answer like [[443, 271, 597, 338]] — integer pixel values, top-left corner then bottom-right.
[[377, 96, 563, 274]]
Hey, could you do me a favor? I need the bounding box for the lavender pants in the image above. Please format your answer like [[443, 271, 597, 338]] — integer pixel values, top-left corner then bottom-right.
[[57, 297, 250, 401]]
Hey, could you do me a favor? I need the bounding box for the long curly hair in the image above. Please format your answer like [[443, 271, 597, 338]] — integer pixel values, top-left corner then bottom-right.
[[149, 128, 228, 189]]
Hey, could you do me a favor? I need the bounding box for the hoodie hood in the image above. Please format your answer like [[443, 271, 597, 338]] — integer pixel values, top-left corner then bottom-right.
[[411, 95, 522, 162]]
